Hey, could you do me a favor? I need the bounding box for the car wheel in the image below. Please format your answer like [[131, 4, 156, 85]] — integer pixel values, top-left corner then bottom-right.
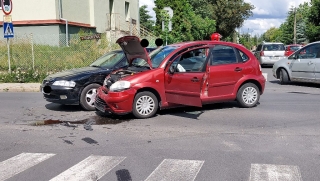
[[237, 83, 260, 108], [132, 91, 158, 119], [279, 68, 289, 85], [80, 83, 101, 111]]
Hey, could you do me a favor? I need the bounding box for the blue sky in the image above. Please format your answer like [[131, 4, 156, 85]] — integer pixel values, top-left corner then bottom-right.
[[139, 0, 310, 36]]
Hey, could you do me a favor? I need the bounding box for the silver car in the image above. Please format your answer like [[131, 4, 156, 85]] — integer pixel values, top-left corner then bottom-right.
[[273, 41, 320, 84], [255, 42, 286, 65]]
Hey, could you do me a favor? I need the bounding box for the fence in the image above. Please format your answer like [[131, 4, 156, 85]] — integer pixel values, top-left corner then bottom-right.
[[0, 28, 158, 83]]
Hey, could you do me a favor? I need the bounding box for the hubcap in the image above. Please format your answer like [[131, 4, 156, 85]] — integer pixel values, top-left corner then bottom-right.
[[242, 87, 258, 105], [136, 95, 155, 116], [86, 88, 97, 107]]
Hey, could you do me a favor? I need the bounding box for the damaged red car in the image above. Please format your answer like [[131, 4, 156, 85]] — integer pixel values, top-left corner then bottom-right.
[[95, 36, 266, 119]]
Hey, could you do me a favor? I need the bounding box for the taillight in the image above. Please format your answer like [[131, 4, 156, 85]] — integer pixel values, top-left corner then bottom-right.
[[260, 51, 264, 56]]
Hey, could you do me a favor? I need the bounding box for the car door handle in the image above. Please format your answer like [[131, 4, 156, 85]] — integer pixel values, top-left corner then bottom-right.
[[308, 61, 313, 65], [191, 77, 199, 82], [234, 67, 242, 72]]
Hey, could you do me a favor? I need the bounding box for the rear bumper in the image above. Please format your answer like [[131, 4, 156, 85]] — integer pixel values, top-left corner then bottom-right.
[[260, 56, 285, 65]]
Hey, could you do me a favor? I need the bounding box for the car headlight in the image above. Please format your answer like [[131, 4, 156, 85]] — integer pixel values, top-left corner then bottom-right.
[[109, 81, 131, 92], [52, 80, 76, 87]]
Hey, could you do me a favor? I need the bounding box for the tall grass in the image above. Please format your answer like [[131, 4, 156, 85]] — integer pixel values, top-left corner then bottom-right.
[[0, 33, 120, 83]]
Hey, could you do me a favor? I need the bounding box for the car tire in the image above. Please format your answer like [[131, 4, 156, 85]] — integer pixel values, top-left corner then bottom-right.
[[279, 68, 289, 85], [236, 83, 260, 108], [132, 91, 158, 119], [80, 83, 101, 111]]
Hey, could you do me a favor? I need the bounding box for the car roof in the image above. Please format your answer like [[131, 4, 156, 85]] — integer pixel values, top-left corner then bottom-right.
[[167, 40, 246, 49]]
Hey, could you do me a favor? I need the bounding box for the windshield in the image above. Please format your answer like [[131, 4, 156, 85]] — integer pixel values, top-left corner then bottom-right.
[[131, 46, 178, 68], [90, 51, 125, 68], [150, 46, 177, 68]]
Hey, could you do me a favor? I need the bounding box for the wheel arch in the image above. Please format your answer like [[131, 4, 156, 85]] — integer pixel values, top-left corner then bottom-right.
[[237, 79, 263, 94], [135, 87, 161, 105], [276, 67, 291, 81]]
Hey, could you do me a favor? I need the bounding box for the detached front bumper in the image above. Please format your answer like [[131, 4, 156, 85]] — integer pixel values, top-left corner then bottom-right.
[[95, 87, 136, 115], [40, 84, 80, 105]]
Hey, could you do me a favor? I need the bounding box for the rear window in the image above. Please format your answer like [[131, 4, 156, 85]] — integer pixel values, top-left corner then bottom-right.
[[263, 44, 285, 51]]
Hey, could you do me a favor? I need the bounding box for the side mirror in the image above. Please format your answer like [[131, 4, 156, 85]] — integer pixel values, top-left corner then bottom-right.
[[169, 66, 175, 74]]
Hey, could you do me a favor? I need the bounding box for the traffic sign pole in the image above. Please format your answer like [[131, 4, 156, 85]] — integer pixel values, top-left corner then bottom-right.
[[7, 38, 11, 73]]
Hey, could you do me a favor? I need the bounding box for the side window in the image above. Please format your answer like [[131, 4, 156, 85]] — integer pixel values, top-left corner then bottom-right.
[[236, 49, 249, 62], [211, 45, 238, 65], [169, 48, 208, 73], [297, 44, 319, 59]]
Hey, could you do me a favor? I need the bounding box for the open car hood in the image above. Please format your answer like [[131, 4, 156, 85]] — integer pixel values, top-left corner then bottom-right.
[[116, 36, 152, 68]]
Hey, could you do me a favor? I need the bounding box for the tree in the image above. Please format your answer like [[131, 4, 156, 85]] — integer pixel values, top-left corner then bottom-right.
[[154, 0, 216, 43], [262, 27, 282, 42], [139, 5, 155, 31], [306, 0, 320, 42], [208, 0, 254, 38]]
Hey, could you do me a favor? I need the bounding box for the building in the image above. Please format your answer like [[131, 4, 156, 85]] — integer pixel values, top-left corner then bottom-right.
[[0, 0, 140, 46]]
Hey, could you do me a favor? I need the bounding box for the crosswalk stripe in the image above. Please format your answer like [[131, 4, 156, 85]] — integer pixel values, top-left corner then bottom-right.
[[0, 152, 55, 181], [49, 155, 126, 181], [249, 164, 302, 181], [145, 159, 204, 181]]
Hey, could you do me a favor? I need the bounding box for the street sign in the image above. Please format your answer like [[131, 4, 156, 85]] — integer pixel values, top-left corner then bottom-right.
[[3, 15, 12, 22], [162, 7, 173, 32], [3, 22, 14, 38], [1, 0, 12, 15]]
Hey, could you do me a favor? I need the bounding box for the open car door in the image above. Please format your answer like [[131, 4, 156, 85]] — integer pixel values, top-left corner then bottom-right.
[[164, 47, 210, 107]]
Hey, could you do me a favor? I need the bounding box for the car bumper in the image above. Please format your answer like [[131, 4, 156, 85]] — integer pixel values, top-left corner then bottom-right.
[[95, 87, 136, 115], [40, 84, 80, 105], [260, 56, 285, 65]]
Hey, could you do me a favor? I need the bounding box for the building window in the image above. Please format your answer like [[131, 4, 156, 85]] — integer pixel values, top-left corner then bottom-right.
[[125, 2, 130, 21]]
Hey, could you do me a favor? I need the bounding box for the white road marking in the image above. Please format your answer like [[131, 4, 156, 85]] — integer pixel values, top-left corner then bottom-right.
[[0, 152, 55, 181], [263, 73, 268, 81], [145, 159, 204, 181], [249, 163, 302, 181], [49, 155, 126, 181]]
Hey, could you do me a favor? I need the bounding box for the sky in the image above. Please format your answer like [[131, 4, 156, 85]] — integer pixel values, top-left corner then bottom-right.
[[139, 0, 310, 36]]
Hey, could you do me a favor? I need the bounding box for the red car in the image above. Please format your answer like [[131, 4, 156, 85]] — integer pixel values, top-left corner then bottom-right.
[[95, 36, 266, 119], [284, 44, 303, 56]]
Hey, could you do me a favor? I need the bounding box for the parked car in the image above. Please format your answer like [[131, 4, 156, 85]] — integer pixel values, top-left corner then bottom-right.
[[284, 44, 303, 57], [40, 48, 155, 111], [273, 41, 320, 85], [254, 42, 286, 66], [95, 36, 266, 119]]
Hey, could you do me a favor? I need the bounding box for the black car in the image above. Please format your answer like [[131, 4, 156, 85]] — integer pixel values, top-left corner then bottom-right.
[[40, 48, 156, 110]]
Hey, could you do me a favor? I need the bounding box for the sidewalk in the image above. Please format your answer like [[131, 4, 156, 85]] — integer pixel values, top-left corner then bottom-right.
[[0, 83, 41, 92]]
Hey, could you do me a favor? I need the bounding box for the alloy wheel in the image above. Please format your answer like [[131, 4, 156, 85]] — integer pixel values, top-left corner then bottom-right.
[[135, 95, 155, 116], [86, 88, 97, 107], [242, 87, 258, 105]]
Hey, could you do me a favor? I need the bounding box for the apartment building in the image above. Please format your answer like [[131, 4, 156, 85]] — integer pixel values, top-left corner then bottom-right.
[[0, 0, 139, 45]]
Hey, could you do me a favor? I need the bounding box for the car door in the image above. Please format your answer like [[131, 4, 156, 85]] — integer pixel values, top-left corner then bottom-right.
[[290, 44, 318, 80], [164, 48, 209, 107], [207, 45, 245, 97], [313, 44, 320, 82]]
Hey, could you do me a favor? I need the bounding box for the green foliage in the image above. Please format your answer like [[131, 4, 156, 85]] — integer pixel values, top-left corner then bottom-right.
[[208, 0, 254, 38], [306, 0, 320, 42], [154, 0, 216, 43], [140, 5, 155, 31]]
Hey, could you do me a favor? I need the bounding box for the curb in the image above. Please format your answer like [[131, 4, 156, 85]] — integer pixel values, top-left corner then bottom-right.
[[0, 83, 41, 92]]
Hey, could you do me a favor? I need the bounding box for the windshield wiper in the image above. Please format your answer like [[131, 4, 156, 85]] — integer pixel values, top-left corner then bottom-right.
[[90, 65, 101, 67]]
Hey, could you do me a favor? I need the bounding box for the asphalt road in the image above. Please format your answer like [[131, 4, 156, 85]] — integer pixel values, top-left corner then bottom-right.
[[1, 68, 320, 181]]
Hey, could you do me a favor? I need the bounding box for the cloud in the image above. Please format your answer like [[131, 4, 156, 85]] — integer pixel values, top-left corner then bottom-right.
[[139, 0, 310, 36]]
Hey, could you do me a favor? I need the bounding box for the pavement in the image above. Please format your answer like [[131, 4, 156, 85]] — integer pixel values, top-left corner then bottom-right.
[[0, 83, 41, 92]]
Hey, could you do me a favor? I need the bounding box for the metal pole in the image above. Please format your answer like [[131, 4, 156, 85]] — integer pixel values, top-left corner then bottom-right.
[[7, 38, 11, 73], [31, 33, 35, 70]]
